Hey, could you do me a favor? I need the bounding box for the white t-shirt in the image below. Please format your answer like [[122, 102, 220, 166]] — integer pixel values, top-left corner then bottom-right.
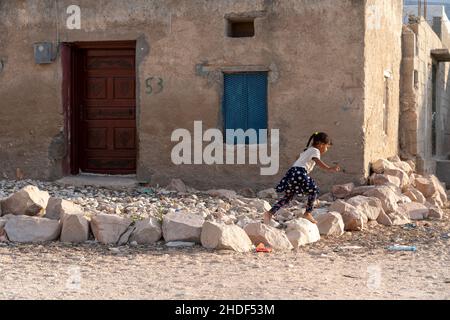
[[292, 147, 321, 173]]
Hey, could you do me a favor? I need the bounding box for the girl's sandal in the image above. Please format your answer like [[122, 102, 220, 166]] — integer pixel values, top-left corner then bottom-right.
[[303, 213, 318, 224]]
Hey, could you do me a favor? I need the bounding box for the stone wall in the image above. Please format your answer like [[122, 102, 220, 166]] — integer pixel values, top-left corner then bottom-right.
[[400, 17, 450, 176], [363, 0, 403, 176], [432, 17, 450, 160], [0, 0, 402, 192]]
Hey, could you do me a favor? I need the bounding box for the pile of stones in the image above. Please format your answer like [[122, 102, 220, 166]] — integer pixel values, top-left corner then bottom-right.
[[0, 156, 447, 252]]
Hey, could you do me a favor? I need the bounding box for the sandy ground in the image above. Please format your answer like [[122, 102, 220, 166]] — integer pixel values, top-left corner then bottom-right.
[[1, 209, 449, 300]]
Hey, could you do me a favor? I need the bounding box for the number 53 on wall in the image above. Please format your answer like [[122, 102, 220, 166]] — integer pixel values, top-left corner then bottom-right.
[[145, 77, 164, 95]]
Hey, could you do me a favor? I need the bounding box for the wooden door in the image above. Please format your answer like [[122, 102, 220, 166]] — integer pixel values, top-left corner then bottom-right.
[[77, 42, 136, 174]]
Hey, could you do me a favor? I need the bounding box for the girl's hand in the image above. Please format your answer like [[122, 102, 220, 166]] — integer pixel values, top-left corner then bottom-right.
[[329, 165, 341, 172]]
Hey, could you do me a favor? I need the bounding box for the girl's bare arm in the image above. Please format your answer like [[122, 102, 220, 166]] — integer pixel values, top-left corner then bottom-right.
[[313, 158, 340, 172]]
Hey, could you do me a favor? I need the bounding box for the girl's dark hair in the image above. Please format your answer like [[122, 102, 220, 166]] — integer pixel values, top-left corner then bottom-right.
[[304, 132, 332, 151]]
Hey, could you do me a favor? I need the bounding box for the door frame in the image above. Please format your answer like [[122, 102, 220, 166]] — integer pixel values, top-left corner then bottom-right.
[[61, 41, 137, 175]]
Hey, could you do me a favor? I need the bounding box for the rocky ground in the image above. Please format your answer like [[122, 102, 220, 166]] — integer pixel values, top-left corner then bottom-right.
[[0, 179, 449, 300], [0, 212, 449, 300]]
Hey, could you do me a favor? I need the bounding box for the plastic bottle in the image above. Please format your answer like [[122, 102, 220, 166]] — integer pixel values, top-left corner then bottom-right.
[[387, 245, 417, 252]]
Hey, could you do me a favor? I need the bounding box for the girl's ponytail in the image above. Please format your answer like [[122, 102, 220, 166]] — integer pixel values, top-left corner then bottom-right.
[[304, 133, 316, 151]]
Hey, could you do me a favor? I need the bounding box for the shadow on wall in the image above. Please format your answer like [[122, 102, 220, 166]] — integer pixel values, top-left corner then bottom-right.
[[48, 131, 67, 180], [443, 66, 450, 160]]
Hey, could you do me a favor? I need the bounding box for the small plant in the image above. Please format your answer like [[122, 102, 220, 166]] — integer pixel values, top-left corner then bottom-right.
[[154, 205, 166, 222], [129, 214, 143, 223]]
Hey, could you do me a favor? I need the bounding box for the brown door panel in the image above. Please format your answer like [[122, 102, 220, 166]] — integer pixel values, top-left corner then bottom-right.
[[78, 44, 136, 174]]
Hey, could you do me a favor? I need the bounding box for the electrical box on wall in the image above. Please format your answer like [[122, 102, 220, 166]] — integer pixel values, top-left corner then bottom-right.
[[34, 42, 54, 64]]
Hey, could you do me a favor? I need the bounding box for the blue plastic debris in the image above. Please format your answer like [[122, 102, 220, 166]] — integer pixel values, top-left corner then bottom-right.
[[402, 223, 417, 230], [387, 245, 417, 252], [140, 188, 154, 195]]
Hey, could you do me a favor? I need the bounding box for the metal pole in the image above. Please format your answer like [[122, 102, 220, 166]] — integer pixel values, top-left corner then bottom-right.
[[424, 0, 427, 21], [418, 0, 422, 18]]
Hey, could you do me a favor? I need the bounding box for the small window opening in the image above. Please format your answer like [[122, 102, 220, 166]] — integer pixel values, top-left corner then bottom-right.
[[413, 69, 419, 89], [414, 34, 419, 57], [431, 63, 437, 156], [227, 19, 255, 38]]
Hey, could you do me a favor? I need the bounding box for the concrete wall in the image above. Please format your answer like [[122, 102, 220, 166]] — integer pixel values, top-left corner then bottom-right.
[[363, 0, 403, 176], [400, 17, 450, 175], [0, 0, 393, 192], [433, 17, 450, 160], [0, 0, 64, 180]]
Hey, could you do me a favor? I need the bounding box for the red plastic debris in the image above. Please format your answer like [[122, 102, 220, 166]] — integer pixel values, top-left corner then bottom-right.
[[256, 243, 272, 253]]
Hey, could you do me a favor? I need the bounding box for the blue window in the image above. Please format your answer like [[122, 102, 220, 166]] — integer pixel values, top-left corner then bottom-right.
[[223, 72, 268, 144]]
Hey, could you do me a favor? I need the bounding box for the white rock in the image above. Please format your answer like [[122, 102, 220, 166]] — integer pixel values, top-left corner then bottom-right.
[[406, 160, 416, 173], [387, 155, 401, 162], [238, 187, 256, 198], [376, 210, 393, 226], [4, 215, 61, 243], [108, 247, 121, 254], [236, 216, 258, 228], [384, 168, 410, 190], [166, 179, 187, 193], [230, 198, 247, 207], [90, 213, 132, 244], [329, 200, 365, 231], [117, 225, 136, 246], [267, 219, 281, 228], [414, 175, 447, 206], [257, 188, 278, 199], [0, 185, 50, 217], [346, 195, 382, 220], [165, 241, 195, 247], [60, 213, 90, 243], [424, 203, 444, 219], [387, 212, 411, 225], [313, 207, 329, 215], [44, 197, 84, 220], [275, 208, 294, 222], [392, 161, 414, 175], [162, 211, 204, 243], [371, 159, 397, 174], [370, 173, 401, 188], [206, 189, 237, 199], [403, 186, 426, 204], [130, 217, 162, 244], [363, 186, 400, 213], [313, 211, 345, 236], [430, 175, 447, 204], [247, 199, 272, 212], [218, 214, 235, 225], [318, 193, 335, 202], [331, 183, 354, 199], [244, 222, 293, 251], [426, 195, 444, 208], [201, 221, 253, 252], [285, 218, 321, 247], [0, 217, 8, 241], [397, 193, 412, 204], [397, 202, 429, 220], [349, 186, 376, 197]]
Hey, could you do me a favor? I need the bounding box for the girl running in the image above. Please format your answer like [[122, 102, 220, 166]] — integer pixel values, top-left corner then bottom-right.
[[264, 132, 340, 225]]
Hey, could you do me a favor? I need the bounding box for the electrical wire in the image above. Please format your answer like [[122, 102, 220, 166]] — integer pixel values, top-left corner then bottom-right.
[[54, 0, 60, 60]]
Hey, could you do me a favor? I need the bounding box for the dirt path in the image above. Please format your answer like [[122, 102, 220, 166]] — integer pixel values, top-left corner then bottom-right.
[[1, 210, 449, 300]]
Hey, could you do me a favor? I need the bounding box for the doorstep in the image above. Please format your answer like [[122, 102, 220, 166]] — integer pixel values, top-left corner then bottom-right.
[[56, 173, 139, 190]]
